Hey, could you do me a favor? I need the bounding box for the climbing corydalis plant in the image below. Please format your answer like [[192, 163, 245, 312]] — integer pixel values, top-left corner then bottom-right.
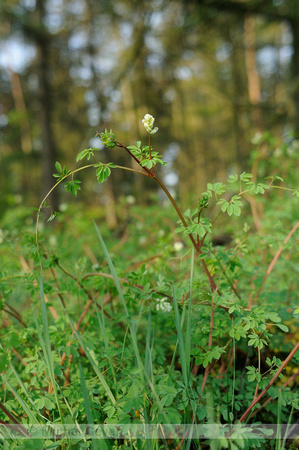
[[37, 114, 299, 291]]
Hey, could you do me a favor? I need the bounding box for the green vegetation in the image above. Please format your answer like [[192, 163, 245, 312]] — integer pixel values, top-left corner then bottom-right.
[[1, 1, 299, 447], [0, 117, 298, 449]]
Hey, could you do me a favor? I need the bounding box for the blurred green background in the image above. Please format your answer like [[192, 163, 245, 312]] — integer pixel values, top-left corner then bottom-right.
[[1, 0, 299, 223]]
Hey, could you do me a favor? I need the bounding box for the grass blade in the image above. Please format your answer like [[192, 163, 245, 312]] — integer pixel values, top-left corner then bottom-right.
[[144, 310, 153, 379], [93, 222, 144, 381], [185, 247, 194, 369], [172, 286, 188, 386], [93, 222, 166, 415], [1, 375, 39, 424], [32, 278, 64, 426], [94, 296, 116, 383], [94, 222, 129, 317], [281, 403, 294, 450], [9, 362, 47, 420]]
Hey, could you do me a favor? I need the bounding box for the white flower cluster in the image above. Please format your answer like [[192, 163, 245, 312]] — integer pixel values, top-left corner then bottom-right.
[[142, 114, 158, 135], [156, 297, 172, 312], [173, 241, 184, 252], [126, 195, 135, 205], [251, 132, 263, 145]]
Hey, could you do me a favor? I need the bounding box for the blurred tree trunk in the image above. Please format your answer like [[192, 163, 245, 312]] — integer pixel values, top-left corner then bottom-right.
[[173, 83, 207, 203], [8, 70, 32, 155], [228, 24, 248, 169], [244, 14, 262, 130], [289, 14, 299, 135], [35, 0, 58, 211]]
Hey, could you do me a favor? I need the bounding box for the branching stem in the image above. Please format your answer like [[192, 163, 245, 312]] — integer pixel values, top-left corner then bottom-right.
[[239, 341, 299, 423]]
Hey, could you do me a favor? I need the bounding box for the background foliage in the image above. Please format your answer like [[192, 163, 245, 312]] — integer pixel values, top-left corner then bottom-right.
[[1, 0, 299, 217]]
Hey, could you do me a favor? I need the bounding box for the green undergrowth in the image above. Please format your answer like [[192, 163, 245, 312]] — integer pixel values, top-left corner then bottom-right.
[[0, 127, 299, 449]]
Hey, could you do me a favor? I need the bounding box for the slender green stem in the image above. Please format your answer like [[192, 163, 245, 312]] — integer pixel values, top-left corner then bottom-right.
[[40, 163, 148, 211], [253, 347, 261, 400], [148, 134, 156, 177], [149, 134, 152, 159], [0, 275, 25, 282], [35, 163, 150, 257], [270, 185, 298, 192]]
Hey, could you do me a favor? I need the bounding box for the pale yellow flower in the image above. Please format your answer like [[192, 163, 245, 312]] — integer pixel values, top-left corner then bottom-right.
[[142, 114, 158, 135]]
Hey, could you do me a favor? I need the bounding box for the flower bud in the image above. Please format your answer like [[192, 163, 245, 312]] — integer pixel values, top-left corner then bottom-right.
[[142, 114, 158, 135]]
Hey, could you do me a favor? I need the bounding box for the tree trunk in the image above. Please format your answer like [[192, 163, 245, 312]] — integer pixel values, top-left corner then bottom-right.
[[244, 14, 262, 130], [289, 14, 299, 135], [35, 0, 58, 212], [9, 70, 32, 155]]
